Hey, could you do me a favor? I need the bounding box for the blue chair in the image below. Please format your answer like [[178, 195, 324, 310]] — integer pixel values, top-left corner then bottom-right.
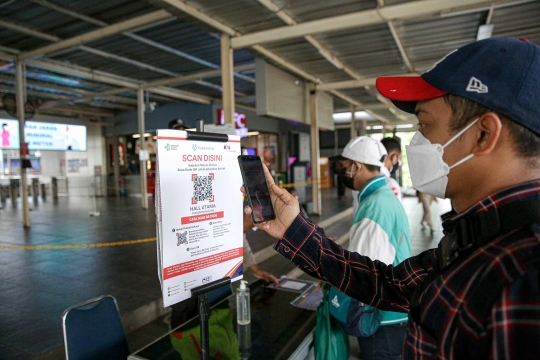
[[62, 295, 130, 360]]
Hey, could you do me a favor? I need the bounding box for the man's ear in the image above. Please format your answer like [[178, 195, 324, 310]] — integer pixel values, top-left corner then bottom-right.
[[474, 113, 502, 156], [352, 160, 362, 172]]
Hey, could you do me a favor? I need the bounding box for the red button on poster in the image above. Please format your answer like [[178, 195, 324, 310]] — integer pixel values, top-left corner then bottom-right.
[[181, 211, 224, 225]]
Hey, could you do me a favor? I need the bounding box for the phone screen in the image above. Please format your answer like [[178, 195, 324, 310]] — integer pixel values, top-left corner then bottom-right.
[[238, 155, 276, 223]]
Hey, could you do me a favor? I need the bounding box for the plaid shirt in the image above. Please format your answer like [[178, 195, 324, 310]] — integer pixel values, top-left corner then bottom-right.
[[274, 180, 540, 359]]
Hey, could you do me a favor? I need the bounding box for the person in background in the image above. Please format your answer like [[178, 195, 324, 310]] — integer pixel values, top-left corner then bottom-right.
[[336, 136, 412, 360], [168, 118, 188, 131], [417, 191, 437, 232], [334, 161, 346, 200], [380, 137, 403, 202]]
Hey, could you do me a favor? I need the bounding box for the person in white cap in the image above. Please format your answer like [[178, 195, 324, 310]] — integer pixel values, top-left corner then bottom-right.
[[334, 136, 412, 360]]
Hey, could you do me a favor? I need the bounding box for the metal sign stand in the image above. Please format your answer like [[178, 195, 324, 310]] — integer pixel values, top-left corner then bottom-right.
[[186, 119, 234, 360]]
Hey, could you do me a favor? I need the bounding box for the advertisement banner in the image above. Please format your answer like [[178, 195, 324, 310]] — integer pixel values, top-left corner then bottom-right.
[[1, 119, 20, 150], [156, 129, 243, 306]]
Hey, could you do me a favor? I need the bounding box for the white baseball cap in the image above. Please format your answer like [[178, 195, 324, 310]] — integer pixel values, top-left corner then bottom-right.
[[341, 136, 387, 167]]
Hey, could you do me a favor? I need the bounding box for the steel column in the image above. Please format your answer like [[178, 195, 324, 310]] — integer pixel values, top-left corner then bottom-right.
[[137, 88, 148, 209], [220, 34, 235, 125], [15, 59, 30, 227], [309, 85, 321, 216]]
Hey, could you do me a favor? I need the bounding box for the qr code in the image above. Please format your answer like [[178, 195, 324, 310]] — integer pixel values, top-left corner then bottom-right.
[[193, 175, 213, 202], [176, 231, 188, 246]]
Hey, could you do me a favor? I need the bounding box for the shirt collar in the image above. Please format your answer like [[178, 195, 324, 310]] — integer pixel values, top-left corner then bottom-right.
[[442, 179, 540, 233], [358, 175, 386, 202]]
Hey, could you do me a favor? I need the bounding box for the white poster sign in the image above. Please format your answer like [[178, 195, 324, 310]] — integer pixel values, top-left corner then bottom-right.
[[156, 129, 243, 306]]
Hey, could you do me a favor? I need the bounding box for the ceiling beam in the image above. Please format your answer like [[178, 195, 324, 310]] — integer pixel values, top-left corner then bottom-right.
[[387, 21, 415, 73], [18, 10, 172, 60], [27, 58, 212, 103], [230, 0, 496, 49], [256, 0, 362, 80], [0, 73, 136, 105], [0, 18, 249, 100], [30, 0, 255, 84]]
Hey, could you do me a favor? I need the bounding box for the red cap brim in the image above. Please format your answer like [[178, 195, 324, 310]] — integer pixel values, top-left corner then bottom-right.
[[376, 76, 446, 113]]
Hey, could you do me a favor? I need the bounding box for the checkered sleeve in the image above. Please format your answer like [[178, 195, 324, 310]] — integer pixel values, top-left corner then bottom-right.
[[490, 269, 540, 359], [274, 213, 435, 312]]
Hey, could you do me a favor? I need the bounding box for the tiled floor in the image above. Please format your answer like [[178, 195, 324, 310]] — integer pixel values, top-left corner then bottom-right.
[[0, 187, 451, 359]]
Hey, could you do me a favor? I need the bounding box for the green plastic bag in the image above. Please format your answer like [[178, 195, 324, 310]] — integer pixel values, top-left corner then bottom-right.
[[314, 284, 350, 360]]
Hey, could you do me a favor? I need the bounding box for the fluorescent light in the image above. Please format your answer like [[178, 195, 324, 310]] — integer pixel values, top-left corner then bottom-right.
[[333, 111, 375, 124], [395, 124, 414, 129], [247, 131, 260, 136], [132, 133, 151, 138]]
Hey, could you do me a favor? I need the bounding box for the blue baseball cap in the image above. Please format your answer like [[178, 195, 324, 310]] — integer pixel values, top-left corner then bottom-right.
[[376, 37, 540, 135]]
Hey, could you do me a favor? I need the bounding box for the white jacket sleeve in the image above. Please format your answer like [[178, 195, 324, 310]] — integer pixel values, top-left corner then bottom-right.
[[348, 218, 395, 265]]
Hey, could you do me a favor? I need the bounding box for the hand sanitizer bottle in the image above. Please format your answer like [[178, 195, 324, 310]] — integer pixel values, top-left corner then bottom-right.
[[236, 280, 250, 325]]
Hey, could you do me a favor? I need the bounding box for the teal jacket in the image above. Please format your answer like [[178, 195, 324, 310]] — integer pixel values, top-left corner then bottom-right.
[[349, 175, 412, 325]]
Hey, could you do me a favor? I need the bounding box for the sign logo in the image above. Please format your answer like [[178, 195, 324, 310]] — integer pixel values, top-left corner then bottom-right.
[[165, 144, 178, 151], [466, 77, 488, 93], [224, 145, 230, 150], [202, 276, 212, 284], [192, 144, 197, 151]]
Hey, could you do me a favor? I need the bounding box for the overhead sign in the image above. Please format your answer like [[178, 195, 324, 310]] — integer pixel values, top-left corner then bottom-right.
[[217, 109, 247, 129], [217, 110, 248, 138], [155, 129, 243, 306], [25, 121, 87, 151]]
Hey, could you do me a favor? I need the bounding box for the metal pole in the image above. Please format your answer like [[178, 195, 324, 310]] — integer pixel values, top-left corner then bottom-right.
[[309, 84, 321, 215], [220, 34, 235, 125], [112, 136, 120, 197], [137, 88, 148, 209], [198, 293, 210, 360], [350, 104, 357, 140], [196, 119, 205, 132], [15, 59, 30, 228]]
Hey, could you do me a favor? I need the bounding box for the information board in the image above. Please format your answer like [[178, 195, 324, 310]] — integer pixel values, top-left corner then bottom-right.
[[0, 119, 87, 151], [155, 129, 243, 306], [1, 119, 20, 150], [26, 121, 87, 151]]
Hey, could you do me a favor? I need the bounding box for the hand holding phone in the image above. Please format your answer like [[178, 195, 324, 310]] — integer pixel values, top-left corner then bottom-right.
[[239, 160, 301, 239], [238, 155, 276, 223]]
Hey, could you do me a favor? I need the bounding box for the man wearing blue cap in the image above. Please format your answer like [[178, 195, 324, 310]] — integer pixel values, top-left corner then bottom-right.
[[244, 37, 540, 359]]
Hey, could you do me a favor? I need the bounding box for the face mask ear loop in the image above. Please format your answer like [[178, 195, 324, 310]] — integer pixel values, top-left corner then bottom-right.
[[442, 118, 479, 149], [448, 153, 475, 170]]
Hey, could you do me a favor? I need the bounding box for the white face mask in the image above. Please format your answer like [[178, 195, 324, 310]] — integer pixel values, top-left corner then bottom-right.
[[405, 118, 478, 199]]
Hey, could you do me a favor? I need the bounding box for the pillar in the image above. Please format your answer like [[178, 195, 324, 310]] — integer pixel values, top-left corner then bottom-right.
[[15, 59, 30, 227], [220, 34, 235, 125], [137, 88, 148, 209], [309, 84, 321, 216]]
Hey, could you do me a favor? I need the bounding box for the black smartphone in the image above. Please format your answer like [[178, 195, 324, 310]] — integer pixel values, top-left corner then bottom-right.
[[237, 155, 276, 223]]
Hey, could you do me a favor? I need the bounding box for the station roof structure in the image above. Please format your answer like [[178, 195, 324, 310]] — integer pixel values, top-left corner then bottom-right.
[[0, 0, 539, 126]]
